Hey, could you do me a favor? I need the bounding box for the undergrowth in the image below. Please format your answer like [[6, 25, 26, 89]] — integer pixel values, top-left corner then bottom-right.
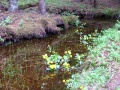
[[66, 20, 120, 90]]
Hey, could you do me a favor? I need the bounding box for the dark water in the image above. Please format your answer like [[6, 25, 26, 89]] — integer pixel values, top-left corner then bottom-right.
[[0, 19, 115, 90]]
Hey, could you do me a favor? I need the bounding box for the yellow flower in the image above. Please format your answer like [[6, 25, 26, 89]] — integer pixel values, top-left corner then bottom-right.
[[63, 79, 69, 83], [66, 79, 69, 83], [42, 54, 48, 59], [47, 61, 50, 64], [65, 50, 72, 55], [79, 86, 84, 90], [70, 55, 72, 58], [68, 50, 71, 55], [52, 51, 56, 53], [65, 51, 67, 54], [50, 74, 56, 77], [45, 57, 49, 61], [77, 56, 81, 60], [47, 45, 50, 47], [63, 80, 66, 83], [63, 62, 70, 68], [49, 64, 56, 69], [50, 61, 54, 64]]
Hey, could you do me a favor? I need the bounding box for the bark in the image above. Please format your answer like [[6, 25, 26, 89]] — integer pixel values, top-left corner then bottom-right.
[[8, 0, 18, 12], [38, 0, 46, 15], [93, 0, 97, 8]]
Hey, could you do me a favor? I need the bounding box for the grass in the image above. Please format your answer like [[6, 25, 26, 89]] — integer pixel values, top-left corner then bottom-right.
[[66, 20, 120, 90], [66, 66, 110, 90]]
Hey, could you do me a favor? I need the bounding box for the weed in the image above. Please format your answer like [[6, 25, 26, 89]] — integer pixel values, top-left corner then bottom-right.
[[66, 66, 110, 90], [66, 21, 120, 90], [61, 11, 75, 16], [0, 36, 4, 42], [75, 20, 79, 27], [0, 16, 12, 26]]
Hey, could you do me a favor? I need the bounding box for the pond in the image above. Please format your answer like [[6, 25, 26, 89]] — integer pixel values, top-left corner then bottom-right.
[[0, 19, 115, 90]]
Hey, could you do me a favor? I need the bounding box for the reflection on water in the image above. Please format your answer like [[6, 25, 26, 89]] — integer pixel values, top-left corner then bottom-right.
[[0, 19, 115, 90]]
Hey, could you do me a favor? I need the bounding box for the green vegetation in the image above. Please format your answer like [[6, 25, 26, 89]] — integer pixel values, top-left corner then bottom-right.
[[42, 49, 72, 71], [1, 0, 38, 7], [1, 0, 119, 17], [0, 16, 12, 26], [65, 21, 120, 90], [102, 8, 120, 17], [62, 15, 79, 26], [0, 36, 4, 42], [66, 67, 110, 90]]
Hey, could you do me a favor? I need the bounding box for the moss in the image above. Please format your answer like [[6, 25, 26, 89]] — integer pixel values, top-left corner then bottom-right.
[[101, 8, 120, 17], [0, 0, 38, 7], [62, 15, 79, 25]]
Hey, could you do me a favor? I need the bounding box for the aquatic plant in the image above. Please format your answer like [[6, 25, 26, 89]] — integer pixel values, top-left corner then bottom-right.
[[42, 50, 72, 71], [75, 53, 85, 65]]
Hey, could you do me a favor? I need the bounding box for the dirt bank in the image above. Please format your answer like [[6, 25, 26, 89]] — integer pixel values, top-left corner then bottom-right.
[[0, 11, 79, 45]]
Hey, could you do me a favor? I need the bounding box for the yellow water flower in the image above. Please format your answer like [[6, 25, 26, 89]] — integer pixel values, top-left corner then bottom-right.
[[50, 61, 54, 64], [42, 54, 48, 60], [48, 45, 50, 47], [63, 79, 69, 83], [65, 51, 67, 54], [63, 62, 70, 68], [52, 51, 56, 53], [68, 50, 71, 55], [49, 64, 56, 69], [77, 56, 81, 60], [50, 73, 56, 77], [79, 86, 84, 90], [75, 30, 79, 33], [63, 80, 66, 83], [66, 79, 69, 83], [68, 50, 71, 54], [47, 62, 50, 65], [65, 50, 71, 54], [46, 57, 49, 61]]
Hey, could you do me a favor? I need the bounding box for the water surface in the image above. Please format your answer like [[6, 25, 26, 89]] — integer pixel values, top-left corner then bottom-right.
[[0, 19, 115, 90]]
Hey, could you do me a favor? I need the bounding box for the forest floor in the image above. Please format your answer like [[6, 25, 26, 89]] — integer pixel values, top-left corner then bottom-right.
[[0, 0, 120, 18]]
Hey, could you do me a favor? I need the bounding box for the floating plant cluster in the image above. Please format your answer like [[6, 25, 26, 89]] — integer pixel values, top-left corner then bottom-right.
[[42, 50, 72, 71]]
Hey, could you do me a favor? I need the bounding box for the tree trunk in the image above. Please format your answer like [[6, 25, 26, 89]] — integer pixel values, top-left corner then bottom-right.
[[8, 0, 18, 12], [93, 0, 97, 8], [38, 0, 46, 15]]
